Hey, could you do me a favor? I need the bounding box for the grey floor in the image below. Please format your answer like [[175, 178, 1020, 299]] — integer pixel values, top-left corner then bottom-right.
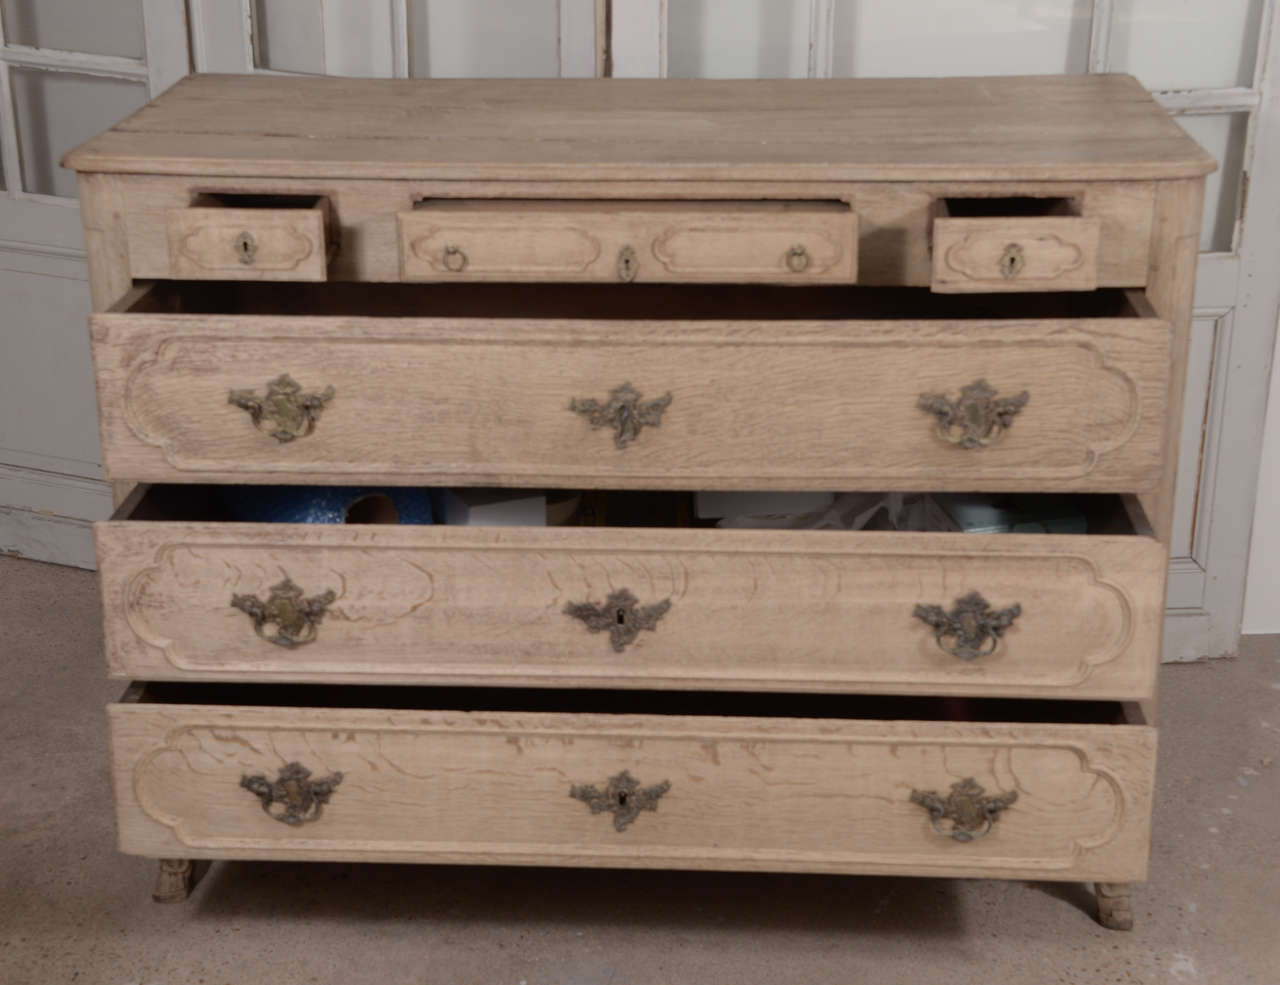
[[1, 553, 1277, 985]]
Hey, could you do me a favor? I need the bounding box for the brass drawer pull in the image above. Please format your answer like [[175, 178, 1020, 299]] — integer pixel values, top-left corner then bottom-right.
[[913, 591, 1020, 660], [228, 373, 334, 443], [910, 777, 1017, 842], [231, 574, 336, 648], [233, 230, 257, 265], [442, 244, 468, 272], [571, 770, 670, 831], [617, 244, 638, 282], [564, 588, 671, 653], [785, 244, 810, 272], [999, 241, 1026, 279], [569, 382, 672, 449], [241, 762, 343, 826], [918, 378, 1028, 449]]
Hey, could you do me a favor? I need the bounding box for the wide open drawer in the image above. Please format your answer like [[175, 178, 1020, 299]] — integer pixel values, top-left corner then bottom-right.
[[91, 283, 1172, 492], [97, 487, 1162, 700], [110, 684, 1155, 883]]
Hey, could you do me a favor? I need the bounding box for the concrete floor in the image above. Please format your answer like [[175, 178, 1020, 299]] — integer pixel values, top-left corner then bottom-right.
[[1, 552, 1277, 985]]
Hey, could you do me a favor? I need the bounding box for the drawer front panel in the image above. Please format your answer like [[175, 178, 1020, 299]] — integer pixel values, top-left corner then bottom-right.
[[166, 203, 331, 281], [96, 521, 1162, 699], [932, 216, 1101, 293], [110, 702, 1155, 883], [398, 203, 857, 284], [91, 314, 1171, 491]]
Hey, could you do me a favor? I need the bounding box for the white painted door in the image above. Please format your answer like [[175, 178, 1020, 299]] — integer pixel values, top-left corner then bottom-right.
[[0, 0, 188, 566], [613, 0, 1280, 662]]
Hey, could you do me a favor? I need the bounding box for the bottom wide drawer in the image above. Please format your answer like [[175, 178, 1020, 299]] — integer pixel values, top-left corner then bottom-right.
[[110, 685, 1155, 883]]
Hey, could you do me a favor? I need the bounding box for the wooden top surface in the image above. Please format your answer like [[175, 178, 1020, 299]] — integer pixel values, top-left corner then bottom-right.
[[64, 72, 1215, 182]]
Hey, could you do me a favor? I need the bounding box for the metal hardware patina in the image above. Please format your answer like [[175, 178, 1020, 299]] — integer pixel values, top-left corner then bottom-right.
[[570, 770, 671, 832], [918, 378, 1029, 449], [617, 244, 638, 282], [241, 762, 343, 826], [785, 244, 810, 272], [999, 241, 1026, 278], [913, 591, 1021, 660], [231, 575, 336, 648], [910, 777, 1018, 842], [233, 230, 257, 265], [569, 382, 672, 449], [228, 373, 335, 443], [443, 244, 467, 271], [565, 588, 670, 653]]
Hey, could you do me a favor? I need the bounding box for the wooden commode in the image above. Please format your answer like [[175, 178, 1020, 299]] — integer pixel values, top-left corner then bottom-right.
[[65, 73, 1213, 929]]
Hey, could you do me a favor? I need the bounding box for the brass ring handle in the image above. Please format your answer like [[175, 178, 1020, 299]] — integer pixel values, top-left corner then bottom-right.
[[231, 575, 336, 648], [569, 382, 671, 449], [233, 230, 257, 265], [571, 770, 670, 832], [913, 591, 1020, 660], [785, 244, 810, 272], [564, 588, 671, 652], [910, 778, 1017, 842], [241, 762, 343, 825], [617, 244, 638, 282], [918, 378, 1028, 449], [228, 373, 334, 443], [443, 244, 468, 271], [999, 242, 1026, 279]]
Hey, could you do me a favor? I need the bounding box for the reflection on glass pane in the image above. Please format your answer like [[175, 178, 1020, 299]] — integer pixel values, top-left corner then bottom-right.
[[1112, 0, 1265, 90], [409, 0, 559, 78], [253, 0, 326, 74], [1, 0, 143, 59], [1176, 113, 1249, 253], [12, 69, 148, 198], [832, 0, 1091, 77], [667, 0, 810, 78]]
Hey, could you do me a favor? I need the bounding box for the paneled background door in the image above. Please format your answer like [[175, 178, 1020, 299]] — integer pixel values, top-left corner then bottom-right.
[[2, 0, 1276, 663]]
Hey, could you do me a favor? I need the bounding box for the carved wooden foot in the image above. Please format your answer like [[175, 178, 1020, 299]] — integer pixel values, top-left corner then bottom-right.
[[152, 858, 194, 903], [1095, 882, 1134, 930]]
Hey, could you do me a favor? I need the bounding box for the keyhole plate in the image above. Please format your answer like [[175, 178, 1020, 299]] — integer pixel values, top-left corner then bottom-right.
[[617, 245, 638, 283], [234, 230, 257, 265], [999, 242, 1025, 279]]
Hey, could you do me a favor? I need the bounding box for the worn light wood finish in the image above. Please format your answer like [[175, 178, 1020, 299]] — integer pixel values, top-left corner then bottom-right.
[[931, 215, 1101, 293], [166, 197, 332, 281], [398, 200, 857, 284], [107, 175, 1154, 288], [63, 74, 1214, 182], [108, 699, 1156, 883], [95, 513, 1163, 699], [90, 308, 1172, 490]]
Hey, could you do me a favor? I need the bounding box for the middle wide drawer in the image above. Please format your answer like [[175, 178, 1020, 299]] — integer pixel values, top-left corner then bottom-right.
[[97, 487, 1162, 700]]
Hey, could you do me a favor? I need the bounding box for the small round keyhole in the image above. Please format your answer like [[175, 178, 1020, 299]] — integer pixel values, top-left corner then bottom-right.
[[999, 242, 1025, 279], [234, 231, 257, 265], [616, 792, 629, 806], [616, 608, 626, 625]]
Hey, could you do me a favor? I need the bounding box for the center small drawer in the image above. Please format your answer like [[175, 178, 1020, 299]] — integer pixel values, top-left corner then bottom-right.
[[96, 486, 1162, 700], [398, 200, 857, 284]]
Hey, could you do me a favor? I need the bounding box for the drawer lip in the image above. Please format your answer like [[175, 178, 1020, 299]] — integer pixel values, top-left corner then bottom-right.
[[108, 696, 1155, 882], [95, 506, 1163, 700], [90, 305, 1173, 493]]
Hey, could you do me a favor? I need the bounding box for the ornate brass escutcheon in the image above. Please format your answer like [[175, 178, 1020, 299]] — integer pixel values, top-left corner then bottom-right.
[[917, 378, 1029, 449], [785, 244, 810, 272], [999, 241, 1026, 279], [569, 382, 672, 449], [443, 244, 468, 272], [570, 770, 671, 832], [228, 373, 335, 443], [913, 591, 1021, 660], [233, 230, 257, 265], [231, 575, 336, 648], [564, 588, 671, 653], [910, 777, 1018, 842], [241, 761, 343, 826], [617, 244, 638, 282]]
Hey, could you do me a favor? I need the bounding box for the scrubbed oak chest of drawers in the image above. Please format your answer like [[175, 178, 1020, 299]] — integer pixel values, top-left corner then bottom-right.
[[66, 73, 1212, 929]]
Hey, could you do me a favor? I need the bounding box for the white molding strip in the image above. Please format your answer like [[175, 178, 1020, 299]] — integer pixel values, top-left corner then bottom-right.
[[0, 508, 96, 569], [808, 0, 834, 79], [142, 0, 192, 95], [1155, 87, 1262, 114], [1087, 0, 1113, 73], [559, 0, 598, 78], [0, 44, 149, 82], [0, 463, 112, 519], [611, 0, 665, 78], [391, 0, 410, 78]]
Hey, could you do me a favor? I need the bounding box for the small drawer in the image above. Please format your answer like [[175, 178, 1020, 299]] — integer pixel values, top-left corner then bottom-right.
[[97, 486, 1162, 700], [398, 200, 857, 284], [166, 194, 334, 281], [931, 196, 1101, 293], [109, 684, 1155, 883]]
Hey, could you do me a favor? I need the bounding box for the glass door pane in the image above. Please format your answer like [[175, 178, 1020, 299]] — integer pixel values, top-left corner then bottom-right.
[[0, 0, 143, 59], [409, 0, 560, 78], [253, 0, 326, 74], [1111, 0, 1266, 90], [667, 0, 810, 78]]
